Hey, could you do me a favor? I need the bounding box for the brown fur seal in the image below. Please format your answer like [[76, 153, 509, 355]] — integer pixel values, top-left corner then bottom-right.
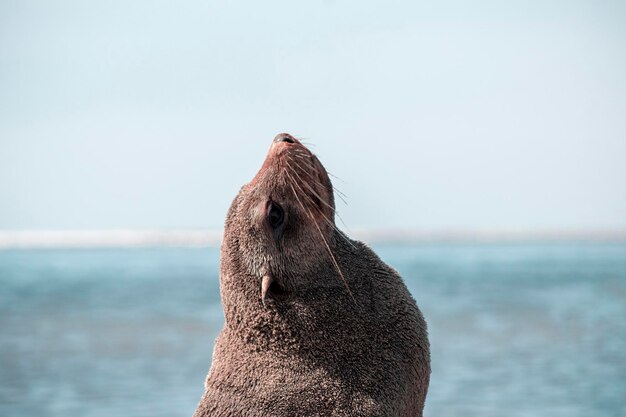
[[192, 133, 430, 416]]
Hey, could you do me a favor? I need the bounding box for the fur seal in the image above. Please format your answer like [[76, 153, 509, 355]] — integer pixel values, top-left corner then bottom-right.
[[193, 133, 430, 417]]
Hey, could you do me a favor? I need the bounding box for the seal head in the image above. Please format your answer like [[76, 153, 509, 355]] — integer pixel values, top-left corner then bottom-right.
[[220, 133, 349, 317]]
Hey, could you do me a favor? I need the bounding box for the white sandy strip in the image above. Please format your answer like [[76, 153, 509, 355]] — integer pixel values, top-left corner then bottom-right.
[[0, 229, 624, 249], [349, 228, 626, 244], [0, 230, 223, 249]]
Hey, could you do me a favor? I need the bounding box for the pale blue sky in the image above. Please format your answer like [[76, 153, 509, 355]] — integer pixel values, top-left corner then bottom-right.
[[1, 0, 625, 231]]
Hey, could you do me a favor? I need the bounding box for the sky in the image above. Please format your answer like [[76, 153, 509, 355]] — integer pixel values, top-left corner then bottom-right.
[[1, 0, 625, 232]]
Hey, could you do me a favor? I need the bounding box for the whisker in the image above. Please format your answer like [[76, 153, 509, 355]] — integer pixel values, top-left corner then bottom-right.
[[288, 160, 350, 215], [294, 147, 313, 155], [325, 172, 351, 202], [330, 185, 349, 200], [331, 187, 349, 206], [294, 135, 311, 140], [288, 161, 336, 213], [294, 151, 313, 164], [285, 161, 355, 249], [290, 155, 349, 205], [283, 168, 356, 305], [327, 171, 346, 183], [287, 156, 352, 231], [292, 153, 316, 166]]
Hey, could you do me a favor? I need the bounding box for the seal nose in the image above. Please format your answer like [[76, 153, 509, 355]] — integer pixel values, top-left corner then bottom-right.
[[273, 133, 295, 144]]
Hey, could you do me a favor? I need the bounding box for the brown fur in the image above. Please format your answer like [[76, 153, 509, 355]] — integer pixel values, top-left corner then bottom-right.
[[193, 134, 430, 416]]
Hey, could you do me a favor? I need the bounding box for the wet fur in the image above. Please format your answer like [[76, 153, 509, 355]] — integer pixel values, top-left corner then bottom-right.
[[193, 135, 430, 416]]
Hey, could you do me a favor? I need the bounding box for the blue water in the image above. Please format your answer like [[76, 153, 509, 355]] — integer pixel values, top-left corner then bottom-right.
[[0, 243, 624, 417]]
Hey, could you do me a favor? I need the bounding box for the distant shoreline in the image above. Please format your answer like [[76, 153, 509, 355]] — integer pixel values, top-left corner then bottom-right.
[[1, 229, 625, 249]]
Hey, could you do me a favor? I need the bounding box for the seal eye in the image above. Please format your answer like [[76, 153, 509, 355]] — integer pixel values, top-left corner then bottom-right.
[[267, 201, 284, 229]]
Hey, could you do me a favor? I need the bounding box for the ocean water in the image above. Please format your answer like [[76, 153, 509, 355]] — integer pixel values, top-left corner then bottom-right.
[[0, 243, 624, 417]]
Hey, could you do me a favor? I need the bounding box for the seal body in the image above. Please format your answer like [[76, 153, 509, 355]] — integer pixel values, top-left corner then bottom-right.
[[193, 134, 430, 417]]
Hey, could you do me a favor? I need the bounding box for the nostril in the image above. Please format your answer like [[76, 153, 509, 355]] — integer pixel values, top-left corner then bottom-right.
[[273, 134, 295, 144]]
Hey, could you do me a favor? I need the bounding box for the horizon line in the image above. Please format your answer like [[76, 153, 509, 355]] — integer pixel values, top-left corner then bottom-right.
[[1, 228, 625, 249]]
